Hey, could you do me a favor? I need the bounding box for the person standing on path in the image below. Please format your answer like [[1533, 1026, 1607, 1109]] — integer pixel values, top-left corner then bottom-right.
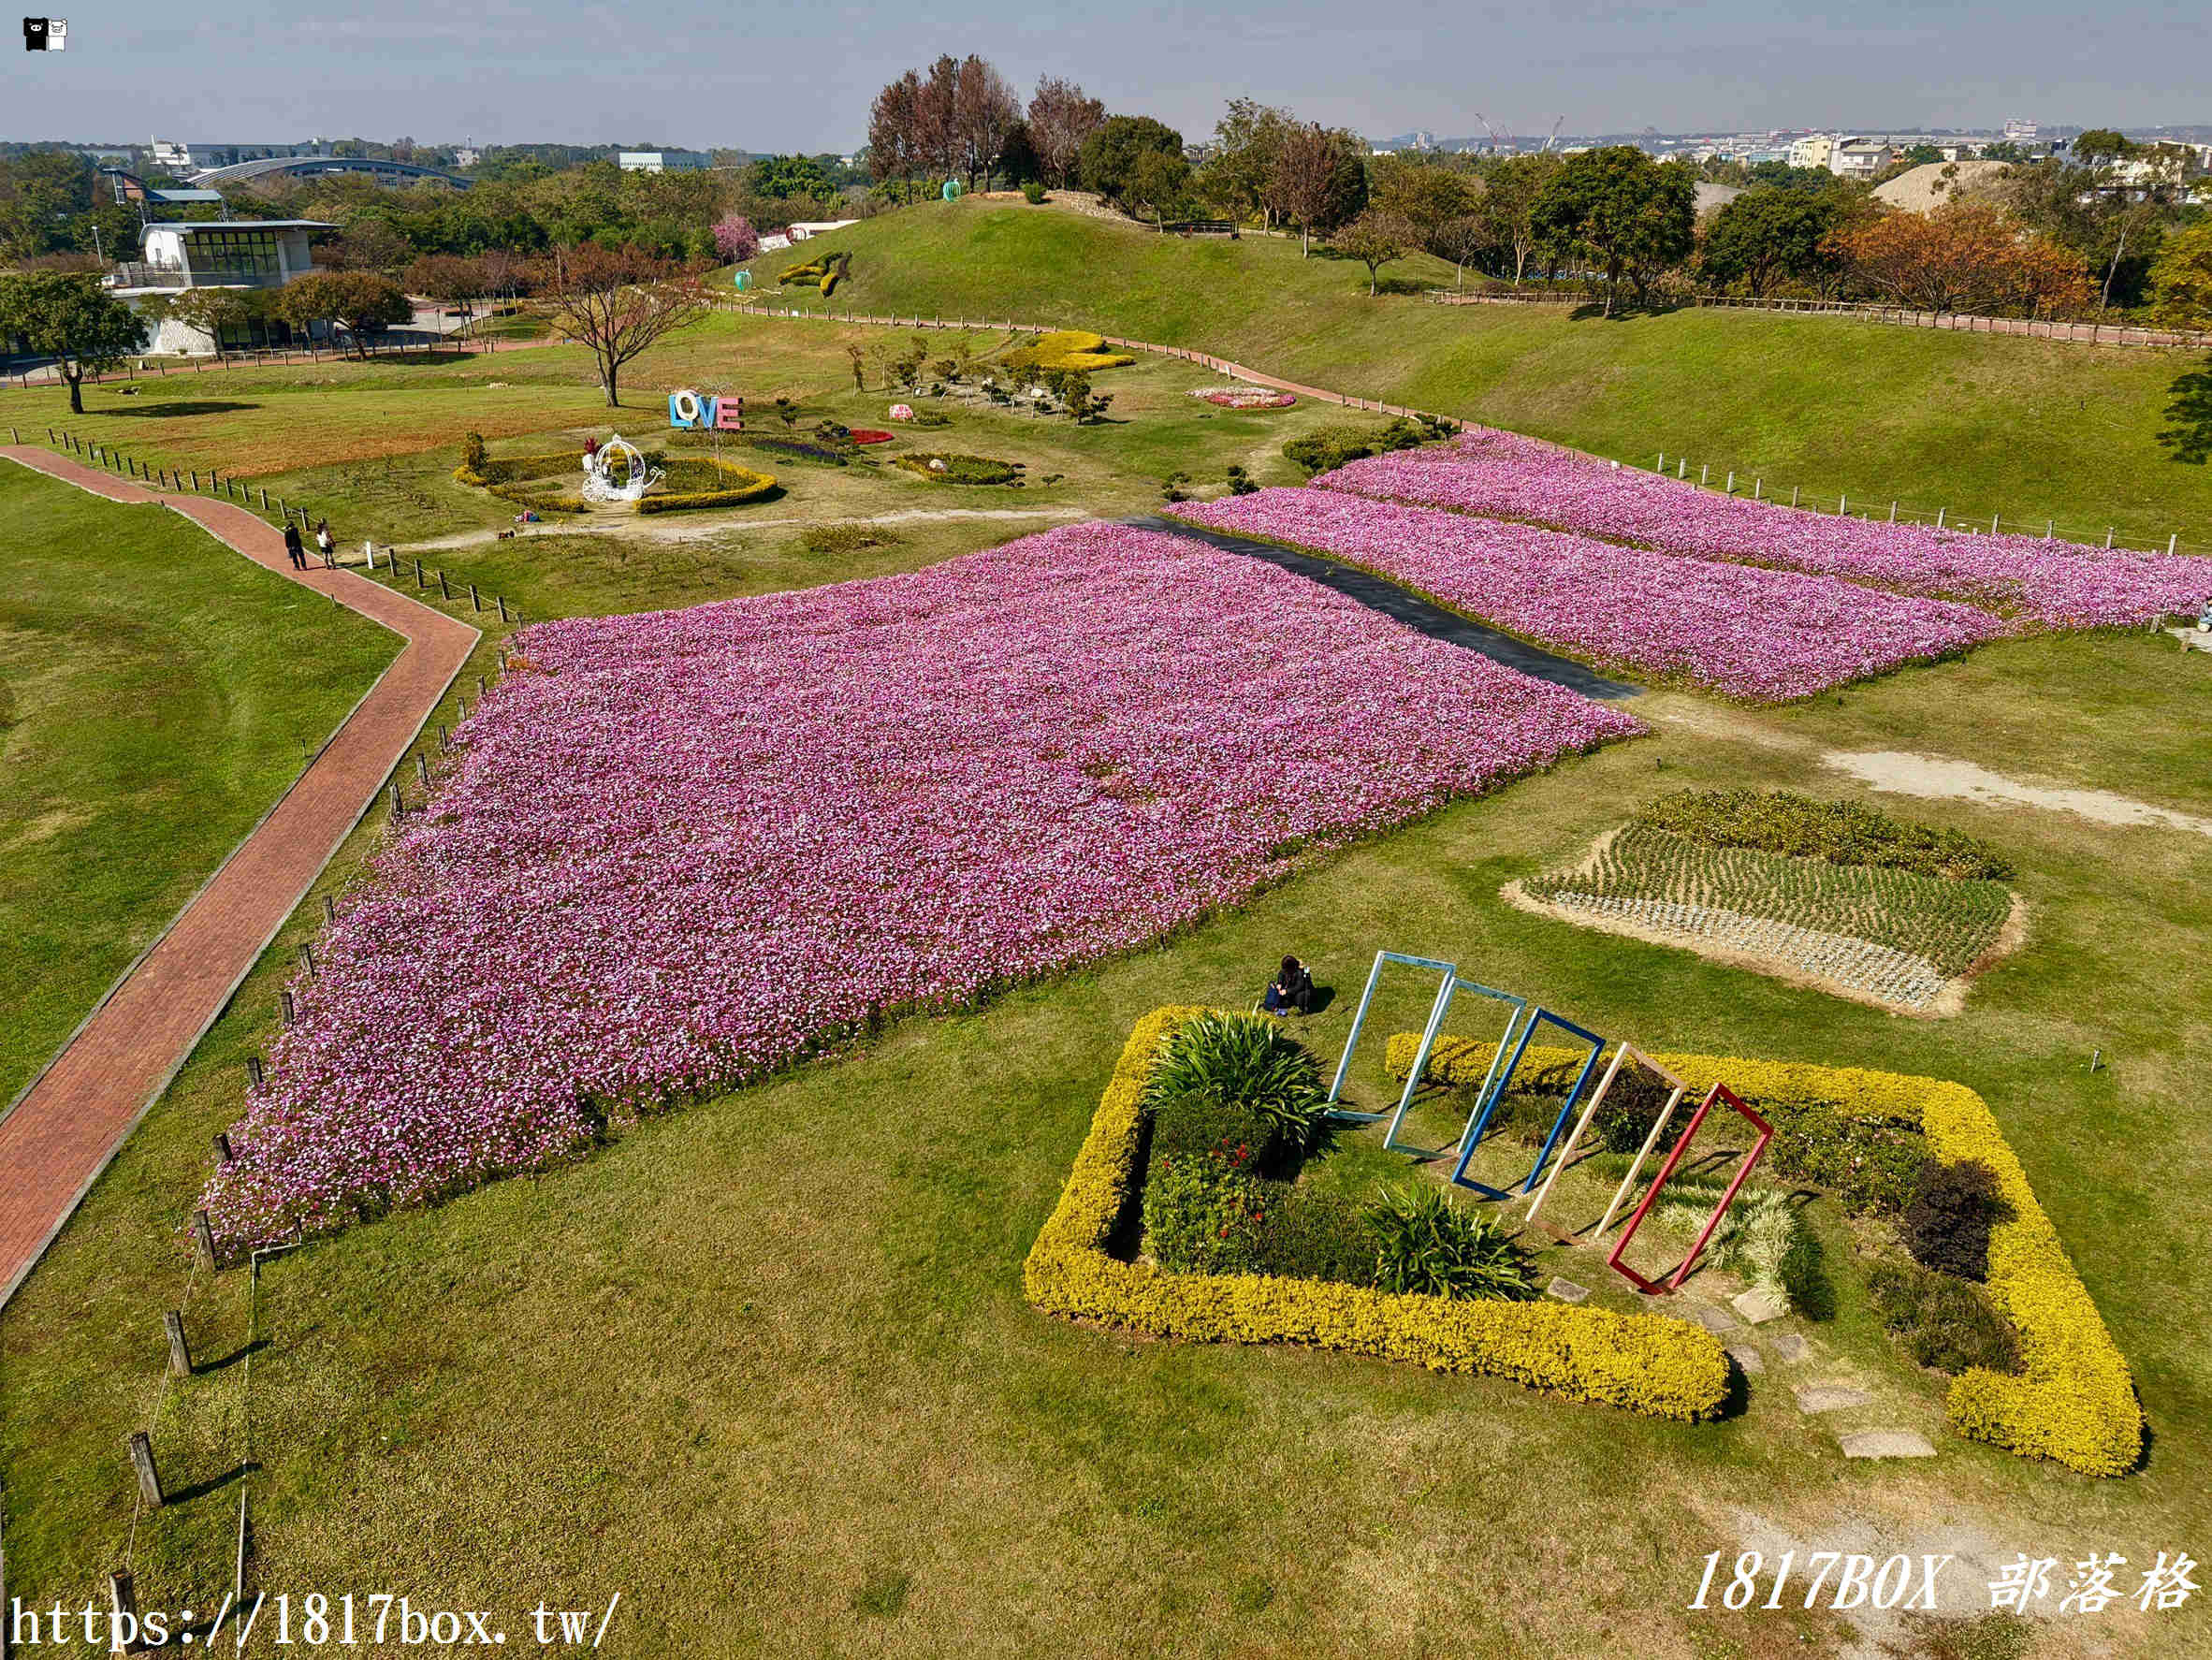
[[283, 521, 307, 571], [314, 517, 336, 567]]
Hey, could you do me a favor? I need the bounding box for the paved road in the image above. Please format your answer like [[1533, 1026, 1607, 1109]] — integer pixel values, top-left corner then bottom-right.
[[1127, 515, 1642, 702], [0, 448, 481, 1308]]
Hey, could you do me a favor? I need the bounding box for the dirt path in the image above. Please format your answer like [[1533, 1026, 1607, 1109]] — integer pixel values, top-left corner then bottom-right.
[[1826, 750, 2212, 839], [0, 447, 480, 1308], [395, 503, 1093, 553]]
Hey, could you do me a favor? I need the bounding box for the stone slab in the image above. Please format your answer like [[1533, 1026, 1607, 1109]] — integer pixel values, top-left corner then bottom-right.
[[1546, 1276, 1590, 1304], [1685, 1303, 1739, 1334], [1768, 1333, 1811, 1364], [1840, 1430, 1938, 1459], [1794, 1383, 1876, 1415], [1725, 1344, 1765, 1376], [1731, 1288, 1788, 1325]]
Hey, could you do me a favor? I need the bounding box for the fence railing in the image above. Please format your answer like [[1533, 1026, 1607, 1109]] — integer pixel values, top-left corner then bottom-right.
[[1422, 285, 2212, 347], [4, 331, 499, 388]]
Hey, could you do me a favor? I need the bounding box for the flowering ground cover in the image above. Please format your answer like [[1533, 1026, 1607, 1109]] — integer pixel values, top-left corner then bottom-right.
[[1170, 488, 2006, 701], [1317, 430, 2212, 629], [197, 523, 1641, 1251]]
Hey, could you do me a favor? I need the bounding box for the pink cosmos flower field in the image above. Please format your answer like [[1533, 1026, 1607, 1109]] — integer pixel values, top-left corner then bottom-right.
[[198, 523, 1642, 1251], [1317, 429, 2212, 629], [1169, 488, 2007, 701]]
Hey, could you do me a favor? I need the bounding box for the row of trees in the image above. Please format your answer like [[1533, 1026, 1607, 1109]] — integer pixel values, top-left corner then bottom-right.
[[866, 60, 1110, 200]]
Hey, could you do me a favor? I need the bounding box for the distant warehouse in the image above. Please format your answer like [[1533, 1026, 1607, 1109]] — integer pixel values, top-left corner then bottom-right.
[[618, 151, 710, 173]]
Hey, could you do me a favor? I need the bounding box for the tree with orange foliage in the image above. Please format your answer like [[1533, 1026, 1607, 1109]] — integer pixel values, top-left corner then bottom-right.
[[1830, 202, 2089, 318], [530, 243, 709, 407]]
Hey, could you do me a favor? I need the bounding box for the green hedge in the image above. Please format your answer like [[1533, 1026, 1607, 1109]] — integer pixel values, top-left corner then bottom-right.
[[1633, 789, 2015, 881], [635, 457, 778, 513], [1384, 1033, 2142, 1475], [895, 453, 1020, 485], [1023, 1008, 1731, 1422]]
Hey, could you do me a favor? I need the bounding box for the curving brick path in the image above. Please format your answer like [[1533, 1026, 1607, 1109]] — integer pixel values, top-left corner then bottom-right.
[[0, 448, 480, 1308]]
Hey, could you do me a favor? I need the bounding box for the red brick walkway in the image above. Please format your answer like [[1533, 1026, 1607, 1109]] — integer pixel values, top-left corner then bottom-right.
[[0, 448, 481, 1307]]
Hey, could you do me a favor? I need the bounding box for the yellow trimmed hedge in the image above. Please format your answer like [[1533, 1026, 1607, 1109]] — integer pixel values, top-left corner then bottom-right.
[[1008, 328, 1136, 373], [1386, 1034, 2142, 1476], [1023, 1008, 1730, 1421], [635, 458, 778, 513], [453, 452, 581, 488]]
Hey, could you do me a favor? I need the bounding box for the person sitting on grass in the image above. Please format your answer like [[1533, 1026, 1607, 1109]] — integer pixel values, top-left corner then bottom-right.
[[1263, 954, 1316, 1016], [2199, 594, 2212, 633]]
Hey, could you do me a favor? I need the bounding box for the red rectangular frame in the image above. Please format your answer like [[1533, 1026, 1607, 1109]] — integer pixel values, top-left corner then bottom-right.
[[1604, 1083, 1774, 1295]]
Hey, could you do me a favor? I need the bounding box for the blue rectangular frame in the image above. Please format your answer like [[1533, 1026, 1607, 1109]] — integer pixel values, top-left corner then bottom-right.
[[1325, 951, 1458, 1125], [1381, 980, 1529, 1160], [1448, 1008, 1607, 1199]]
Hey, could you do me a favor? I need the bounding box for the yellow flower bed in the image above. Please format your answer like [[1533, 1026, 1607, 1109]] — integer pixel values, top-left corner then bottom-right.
[[1022, 1008, 1730, 1421], [1386, 1034, 2142, 1476]]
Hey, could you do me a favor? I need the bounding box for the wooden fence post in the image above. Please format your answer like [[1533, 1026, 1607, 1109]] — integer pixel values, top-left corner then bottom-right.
[[191, 1211, 216, 1269], [246, 1055, 264, 1088], [164, 1311, 194, 1378], [213, 1130, 234, 1163], [389, 782, 404, 818], [280, 988, 296, 1027], [127, 1435, 165, 1507], [415, 752, 430, 789], [438, 571, 452, 601], [298, 941, 316, 979]]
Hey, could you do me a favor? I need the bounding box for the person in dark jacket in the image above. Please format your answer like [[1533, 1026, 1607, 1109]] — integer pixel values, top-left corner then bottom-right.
[[1264, 954, 1315, 1016], [282, 521, 307, 571]]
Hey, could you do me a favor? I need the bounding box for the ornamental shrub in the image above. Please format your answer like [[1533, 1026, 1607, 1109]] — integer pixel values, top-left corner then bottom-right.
[[1023, 180, 1047, 204], [1903, 1158, 2008, 1281], [1252, 1185, 1377, 1286], [1869, 1259, 2023, 1376], [1282, 418, 1429, 477], [1368, 1185, 1536, 1301], [460, 431, 488, 477], [1142, 1151, 1268, 1274], [1142, 1011, 1327, 1153], [1148, 1088, 1278, 1172]]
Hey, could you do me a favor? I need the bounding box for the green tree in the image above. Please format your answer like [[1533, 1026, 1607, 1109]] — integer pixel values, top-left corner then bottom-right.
[[1698, 189, 1841, 298], [274, 270, 413, 357], [1078, 116, 1186, 211], [1531, 145, 1695, 314], [1478, 153, 1563, 283], [1200, 99, 1291, 227], [1334, 210, 1410, 295], [2149, 223, 2212, 328], [1124, 148, 1192, 227], [0, 269, 146, 414], [1372, 157, 1477, 262], [749, 154, 837, 200]]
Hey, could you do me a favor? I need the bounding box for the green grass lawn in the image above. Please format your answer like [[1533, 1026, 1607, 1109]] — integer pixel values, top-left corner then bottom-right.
[[0, 460, 395, 1110]]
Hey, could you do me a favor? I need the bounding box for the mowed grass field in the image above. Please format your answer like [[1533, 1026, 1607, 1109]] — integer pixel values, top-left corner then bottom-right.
[[3, 211, 2212, 1656], [0, 461, 395, 1109]]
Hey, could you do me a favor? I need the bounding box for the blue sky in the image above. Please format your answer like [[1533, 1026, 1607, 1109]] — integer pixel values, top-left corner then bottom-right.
[[5, 2, 2205, 150]]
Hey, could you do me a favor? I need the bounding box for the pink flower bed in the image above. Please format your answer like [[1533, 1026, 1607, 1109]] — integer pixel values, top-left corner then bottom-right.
[[1170, 488, 2007, 701], [1317, 429, 2212, 629], [198, 523, 1641, 1251], [1192, 386, 1298, 409]]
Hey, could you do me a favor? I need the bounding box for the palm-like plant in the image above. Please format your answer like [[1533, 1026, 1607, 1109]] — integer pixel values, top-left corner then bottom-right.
[[1142, 1012, 1326, 1149], [1368, 1186, 1535, 1301]]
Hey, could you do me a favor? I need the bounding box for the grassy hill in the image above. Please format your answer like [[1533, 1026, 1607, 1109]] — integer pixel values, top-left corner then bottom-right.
[[743, 200, 2212, 550]]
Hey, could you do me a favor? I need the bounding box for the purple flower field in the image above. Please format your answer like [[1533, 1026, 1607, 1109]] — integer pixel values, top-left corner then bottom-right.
[[198, 523, 1641, 1251], [1170, 488, 2007, 701], [1319, 430, 2212, 628]]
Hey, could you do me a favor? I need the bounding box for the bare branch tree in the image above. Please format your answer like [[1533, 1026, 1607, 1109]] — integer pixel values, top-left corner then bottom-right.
[[1026, 77, 1105, 189], [953, 55, 1021, 191], [530, 243, 710, 408]]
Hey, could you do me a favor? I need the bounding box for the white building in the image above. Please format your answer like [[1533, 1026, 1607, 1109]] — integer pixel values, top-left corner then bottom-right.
[[618, 150, 709, 173], [2003, 118, 2039, 141], [113, 220, 333, 355], [1786, 134, 1836, 170], [1829, 139, 1897, 180]]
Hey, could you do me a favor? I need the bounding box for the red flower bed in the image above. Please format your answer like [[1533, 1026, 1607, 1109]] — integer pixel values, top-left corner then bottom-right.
[[849, 429, 895, 444]]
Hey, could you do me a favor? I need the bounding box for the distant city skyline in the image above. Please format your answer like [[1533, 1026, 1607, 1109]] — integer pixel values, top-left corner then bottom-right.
[[4, 2, 2205, 153]]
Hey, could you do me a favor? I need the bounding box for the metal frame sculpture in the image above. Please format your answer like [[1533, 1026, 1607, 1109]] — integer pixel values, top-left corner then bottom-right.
[[1590, 1055, 1695, 1241], [1382, 978, 1528, 1161], [1524, 1043, 1685, 1230], [1604, 1084, 1774, 1295], [1325, 951, 1458, 1125], [580, 434, 661, 504], [1450, 1009, 1607, 1200]]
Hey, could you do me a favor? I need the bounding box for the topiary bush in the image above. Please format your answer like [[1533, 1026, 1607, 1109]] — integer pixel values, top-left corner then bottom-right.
[[1368, 1186, 1536, 1301], [1903, 1158, 2008, 1281], [1282, 417, 1432, 476], [1869, 1259, 2023, 1375]]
